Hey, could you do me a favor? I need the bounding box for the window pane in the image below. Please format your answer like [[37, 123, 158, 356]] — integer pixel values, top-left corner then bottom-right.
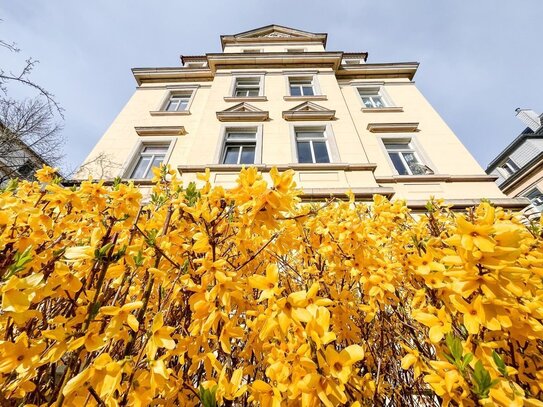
[[388, 152, 408, 175], [166, 100, 179, 111], [313, 142, 330, 163], [372, 96, 384, 107], [297, 141, 313, 163], [246, 89, 260, 96], [290, 86, 301, 96], [178, 99, 189, 110], [403, 153, 425, 175], [131, 157, 151, 178], [240, 146, 255, 164], [147, 156, 165, 178], [223, 146, 240, 164], [362, 97, 374, 108], [302, 86, 314, 96]]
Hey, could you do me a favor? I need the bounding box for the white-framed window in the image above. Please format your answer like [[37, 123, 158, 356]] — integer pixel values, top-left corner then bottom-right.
[[500, 158, 520, 176], [217, 127, 263, 165], [294, 128, 331, 163], [124, 139, 176, 179], [289, 77, 315, 97], [358, 87, 387, 108], [233, 77, 261, 97], [164, 94, 190, 112], [161, 89, 197, 112], [383, 140, 431, 175], [129, 145, 169, 179], [525, 188, 543, 209]]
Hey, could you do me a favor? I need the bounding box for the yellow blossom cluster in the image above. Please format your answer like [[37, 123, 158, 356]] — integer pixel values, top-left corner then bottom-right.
[[0, 165, 542, 406]]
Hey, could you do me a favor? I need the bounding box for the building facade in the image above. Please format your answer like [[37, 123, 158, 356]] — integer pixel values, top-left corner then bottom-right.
[[486, 108, 543, 215], [77, 25, 520, 209]]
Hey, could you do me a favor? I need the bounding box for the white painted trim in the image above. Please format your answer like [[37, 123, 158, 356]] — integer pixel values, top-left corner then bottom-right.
[[229, 73, 266, 97], [377, 135, 436, 175], [289, 123, 340, 163], [284, 72, 323, 97], [213, 124, 263, 165], [121, 137, 177, 179], [157, 85, 198, 112]]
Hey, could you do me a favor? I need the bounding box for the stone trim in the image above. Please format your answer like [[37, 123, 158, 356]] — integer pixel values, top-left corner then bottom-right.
[[149, 111, 191, 116], [177, 163, 377, 173], [223, 96, 268, 102], [375, 174, 499, 183], [283, 95, 327, 102], [367, 122, 419, 133], [135, 126, 187, 136], [362, 107, 404, 113], [216, 103, 269, 122], [406, 198, 529, 211]]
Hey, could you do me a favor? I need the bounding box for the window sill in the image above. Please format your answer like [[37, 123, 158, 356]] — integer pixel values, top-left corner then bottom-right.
[[283, 95, 327, 101], [361, 107, 403, 113], [149, 111, 191, 116], [224, 96, 267, 102]]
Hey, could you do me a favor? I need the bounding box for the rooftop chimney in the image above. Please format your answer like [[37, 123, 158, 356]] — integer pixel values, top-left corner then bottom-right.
[[515, 108, 542, 132]]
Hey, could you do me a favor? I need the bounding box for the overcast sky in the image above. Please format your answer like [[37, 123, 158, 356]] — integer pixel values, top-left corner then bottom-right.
[[2, 1, 542, 174]]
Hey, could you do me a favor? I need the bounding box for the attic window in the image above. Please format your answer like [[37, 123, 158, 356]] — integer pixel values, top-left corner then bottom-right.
[[242, 49, 263, 53], [286, 48, 305, 53]]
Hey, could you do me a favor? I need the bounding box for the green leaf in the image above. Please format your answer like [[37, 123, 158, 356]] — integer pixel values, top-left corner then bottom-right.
[[446, 334, 463, 361], [472, 360, 496, 399], [461, 353, 473, 370], [5, 245, 33, 278], [185, 182, 200, 207], [198, 385, 217, 407], [492, 351, 508, 377]]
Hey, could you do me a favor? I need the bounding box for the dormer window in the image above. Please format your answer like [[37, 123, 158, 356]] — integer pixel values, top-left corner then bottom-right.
[[500, 158, 520, 176]]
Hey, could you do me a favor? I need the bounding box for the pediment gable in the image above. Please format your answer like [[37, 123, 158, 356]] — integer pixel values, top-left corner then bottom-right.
[[221, 25, 327, 49], [216, 103, 269, 122], [282, 102, 336, 121]]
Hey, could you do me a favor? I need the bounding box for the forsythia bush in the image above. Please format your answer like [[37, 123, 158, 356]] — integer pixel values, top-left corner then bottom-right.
[[0, 165, 542, 407]]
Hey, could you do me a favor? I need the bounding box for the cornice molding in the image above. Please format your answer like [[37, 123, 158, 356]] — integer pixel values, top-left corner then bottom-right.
[[135, 126, 187, 136], [177, 163, 377, 173], [375, 174, 499, 183], [406, 198, 528, 211], [336, 62, 419, 80], [149, 111, 191, 116], [220, 25, 328, 50], [206, 52, 343, 73], [367, 122, 419, 133], [283, 95, 327, 102]]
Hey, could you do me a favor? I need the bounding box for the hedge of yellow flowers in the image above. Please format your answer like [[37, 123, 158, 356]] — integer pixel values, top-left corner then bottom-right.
[[0, 165, 542, 407]]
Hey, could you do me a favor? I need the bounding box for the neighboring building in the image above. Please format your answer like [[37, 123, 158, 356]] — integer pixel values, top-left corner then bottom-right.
[[77, 24, 521, 209], [486, 109, 543, 215], [0, 123, 49, 185]]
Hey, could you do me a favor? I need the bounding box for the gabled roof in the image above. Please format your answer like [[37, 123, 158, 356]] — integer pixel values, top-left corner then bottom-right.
[[282, 101, 336, 121], [220, 24, 327, 50], [486, 125, 543, 172], [216, 102, 269, 122]]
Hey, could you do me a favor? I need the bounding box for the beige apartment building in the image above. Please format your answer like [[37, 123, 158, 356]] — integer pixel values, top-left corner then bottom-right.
[[77, 24, 523, 209]]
